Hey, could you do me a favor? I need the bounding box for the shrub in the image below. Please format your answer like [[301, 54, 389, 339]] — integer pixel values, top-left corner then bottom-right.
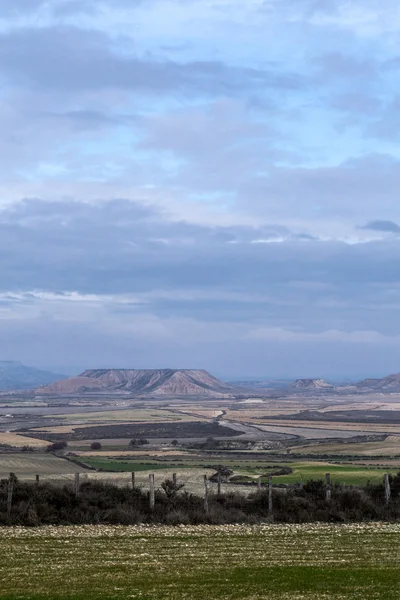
[[21, 445, 34, 453], [129, 438, 149, 447], [90, 442, 102, 450], [46, 441, 68, 452]]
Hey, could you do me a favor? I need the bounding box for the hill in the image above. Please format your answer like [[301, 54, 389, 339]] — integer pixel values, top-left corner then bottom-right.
[[36, 368, 236, 397], [355, 373, 400, 392], [290, 379, 334, 392], [0, 361, 65, 391]]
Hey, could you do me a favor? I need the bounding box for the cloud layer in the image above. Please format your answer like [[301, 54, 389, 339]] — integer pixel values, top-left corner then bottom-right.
[[1, 0, 400, 377]]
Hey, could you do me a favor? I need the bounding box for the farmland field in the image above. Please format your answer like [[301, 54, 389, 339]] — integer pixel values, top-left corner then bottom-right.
[[0, 524, 399, 599], [0, 453, 89, 477], [70, 455, 397, 486], [30, 421, 240, 441], [45, 408, 200, 423]]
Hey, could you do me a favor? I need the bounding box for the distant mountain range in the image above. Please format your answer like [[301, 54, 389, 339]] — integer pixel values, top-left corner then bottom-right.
[[231, 374, 400, 395], [291, 374, 400, 394], [4, 362, 400, 396], [0, 361, 65, 391], [36, 368, 236, 397]]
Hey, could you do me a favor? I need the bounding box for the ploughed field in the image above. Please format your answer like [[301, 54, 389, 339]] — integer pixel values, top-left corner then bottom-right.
[[26, 421, 240, 442], [1, 524, 399, 599]]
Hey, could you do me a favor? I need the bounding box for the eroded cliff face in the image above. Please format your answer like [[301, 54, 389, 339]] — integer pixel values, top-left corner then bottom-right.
[[36, 368, 235, 396]]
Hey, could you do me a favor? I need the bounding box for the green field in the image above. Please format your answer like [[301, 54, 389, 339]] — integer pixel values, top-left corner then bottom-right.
[[80, 457, 189, 472], [255, 461, 398, 486], [0, 524, 399, 599], [80, 455, 398, 485]]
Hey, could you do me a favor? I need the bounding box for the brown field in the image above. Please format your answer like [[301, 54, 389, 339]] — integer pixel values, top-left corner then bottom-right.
[[173, 409, 224, 419], [46, 408, 200, 423], [319, 401, 400, 413], [13, 467, 227, 495], [0, 453, 89, 476], [291, 435, 400, 456], [0, 432, 48, 448], [74, 449, 195, 457]]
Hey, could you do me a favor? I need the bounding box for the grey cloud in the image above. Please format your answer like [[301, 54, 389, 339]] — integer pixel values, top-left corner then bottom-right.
[[363, 96, 400, 141], [263, 0, 339, 18], [52, 0, 99, 16], [236, 154, 400, 222], [0, 26, 302, 95], [329, 93, 382, 116], [360, 220, 400, 233], [2, 198, 400, 375], [0, 0, 46, 15], [2, 198, 400, 317], [44, 109, 130, 130], [315, 53, 376, 80]]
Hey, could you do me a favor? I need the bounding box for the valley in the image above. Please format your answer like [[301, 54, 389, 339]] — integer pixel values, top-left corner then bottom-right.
[[1, 367, 400, 489]]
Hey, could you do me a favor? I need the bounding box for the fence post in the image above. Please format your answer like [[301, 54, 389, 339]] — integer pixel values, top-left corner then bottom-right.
[[74, 473, 80, 498], [258, 476, 262, 491], [36, 474, 40, 486], [131, 472, 135, 489], [7, 473, 15, 516], [217, 472, 221, 495], [149, 474, 155, 511], [268, 476, 273, 516], [384, 474, 391, 506], [325, 473, 331, 502], [204, 475, 209, 515]]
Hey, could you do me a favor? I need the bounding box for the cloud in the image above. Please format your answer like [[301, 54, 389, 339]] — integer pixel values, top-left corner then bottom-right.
[[1, 0, 400, 375], [0, 0, 47, 15], [360, 220, 400, 233], [0, 26, 301, 95]]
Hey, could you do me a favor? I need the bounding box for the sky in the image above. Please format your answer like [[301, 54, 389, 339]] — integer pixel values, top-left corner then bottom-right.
[[1, 0, 400, 379]]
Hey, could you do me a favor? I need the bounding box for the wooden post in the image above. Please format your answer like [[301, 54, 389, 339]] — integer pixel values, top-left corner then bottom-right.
[[7, 473, 14, 516], [325, 473, 331, 502], [268, 476, 273, 516], [217, 472, 221, 495], [74, 473, 80, 498], [36, 474, 40, 485], [258, 476, 262, 491], [131, 472, 135, 489], [384, 474, 391, 506], [204, 475, 209, 515], [173, 473, 177, 486], [149, 474, 155, 511]]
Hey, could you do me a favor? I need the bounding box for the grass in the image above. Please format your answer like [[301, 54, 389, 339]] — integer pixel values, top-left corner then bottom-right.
[[80, 455, 398, 485], [0, 524, 399, 599], [79, 457, 189, 472], [248, 461, 398, 485]]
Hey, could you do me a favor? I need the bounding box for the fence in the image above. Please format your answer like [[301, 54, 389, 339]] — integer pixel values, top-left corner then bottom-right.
[[5, 471, 396, 517]]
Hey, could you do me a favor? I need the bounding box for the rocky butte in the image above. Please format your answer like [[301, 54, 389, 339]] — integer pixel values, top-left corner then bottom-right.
[[36, 368, 236, 397]]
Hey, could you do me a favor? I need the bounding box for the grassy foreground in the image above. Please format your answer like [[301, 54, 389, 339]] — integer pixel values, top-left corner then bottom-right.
[[0, 524, 400, 599]]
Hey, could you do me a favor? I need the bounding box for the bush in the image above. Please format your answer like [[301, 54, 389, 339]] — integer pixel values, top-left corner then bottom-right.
[[46, 441, 68, 452], [21, 445, 34, 453], [90, 442, 102, 450], [129, 438, 149, 447], [1, 476, 399, 526]]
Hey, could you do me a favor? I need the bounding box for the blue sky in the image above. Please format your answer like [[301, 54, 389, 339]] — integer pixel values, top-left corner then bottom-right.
[[1, 0, 400, 379]]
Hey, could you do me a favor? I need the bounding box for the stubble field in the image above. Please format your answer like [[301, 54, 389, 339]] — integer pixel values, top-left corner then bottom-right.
[[0, 523, 399, 599]]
